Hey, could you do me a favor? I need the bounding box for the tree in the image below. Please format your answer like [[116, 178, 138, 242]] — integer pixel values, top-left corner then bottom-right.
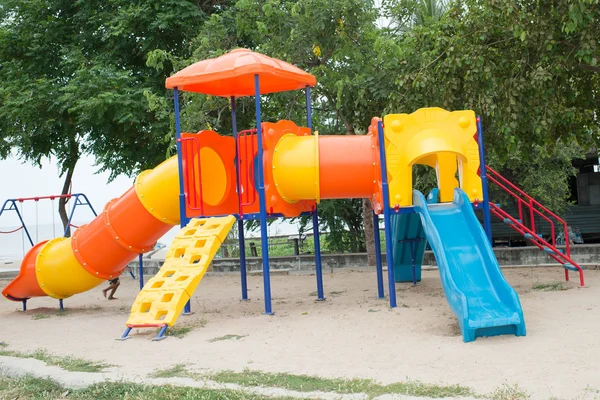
[[382, 0, 599, 213], [0, 0, 224, 234], [170, 0, 393, 260]]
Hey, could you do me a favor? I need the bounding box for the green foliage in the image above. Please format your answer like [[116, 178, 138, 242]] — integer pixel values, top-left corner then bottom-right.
[[383, 0, 599, 210], [0, 0, 217, 178]]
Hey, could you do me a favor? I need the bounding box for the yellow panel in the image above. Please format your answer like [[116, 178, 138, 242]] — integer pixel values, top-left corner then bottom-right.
[[383, 108, 482, 206], [127, 289, 191, 327], [135, 156, 181, 225], [35, 238, 104, 299], [126, 215, 235, 328], [271, 133, 320, 203]]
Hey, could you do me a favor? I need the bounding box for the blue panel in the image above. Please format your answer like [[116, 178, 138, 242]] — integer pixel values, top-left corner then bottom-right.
[[391, 213, 425, 283], [413, 188, 526, 342]]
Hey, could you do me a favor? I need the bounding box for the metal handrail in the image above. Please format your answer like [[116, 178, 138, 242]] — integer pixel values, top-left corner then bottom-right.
[[486, 166, 570, 258], [489, 203, 584, 286], [179, 136, 204, 215], [236, 129, 257, 207]]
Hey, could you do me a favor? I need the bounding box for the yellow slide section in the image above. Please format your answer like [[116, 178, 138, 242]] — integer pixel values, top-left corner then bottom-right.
[[126, 215, 236, 328]]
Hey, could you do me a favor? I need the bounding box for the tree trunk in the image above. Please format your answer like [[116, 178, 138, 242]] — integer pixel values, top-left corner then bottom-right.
[[59, 160, 77, 238], [363, 199, 376, 266]]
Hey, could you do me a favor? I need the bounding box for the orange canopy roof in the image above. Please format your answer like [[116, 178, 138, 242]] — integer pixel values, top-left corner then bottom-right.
[[165, 49, 316, 97]]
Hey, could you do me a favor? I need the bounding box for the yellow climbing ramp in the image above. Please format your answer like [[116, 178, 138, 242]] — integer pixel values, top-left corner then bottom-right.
[[126, 215, 235, 328]]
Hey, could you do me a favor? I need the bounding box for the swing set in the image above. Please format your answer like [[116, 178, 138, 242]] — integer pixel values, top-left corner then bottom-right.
[[0, 193, 137, 311]]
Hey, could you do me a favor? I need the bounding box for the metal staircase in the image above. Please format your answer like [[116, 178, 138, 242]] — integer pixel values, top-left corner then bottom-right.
[[486, 166, 584, 286]]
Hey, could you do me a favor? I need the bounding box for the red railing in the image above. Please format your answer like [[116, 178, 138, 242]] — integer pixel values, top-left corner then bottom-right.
[[486, 166, 584, 286], [14, 194, 74, 202], [236, 129, 257, 208], [486, 166, 568, 257], [179, 136, 204, 215]]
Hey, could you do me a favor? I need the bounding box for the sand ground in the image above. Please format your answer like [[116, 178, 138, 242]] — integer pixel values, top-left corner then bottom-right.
[[1, 267, 599, 399]]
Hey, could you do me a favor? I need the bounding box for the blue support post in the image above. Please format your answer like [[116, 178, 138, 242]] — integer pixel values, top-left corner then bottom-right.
[[305, 86, 313, 130], [117, 327, 132, 341], [373, 211, 384, 299], [173, 87, 191, 315], [238, 220, 248, 300], [22, 300, 27, 312], [409, 242, 417, 285], [377, 121, 397, 308], [138, 254, 144, 290], [306, 86, 324, 300], [477, 117, 493, 244], [5, 201, 34, 246], [312, 209, 325, 300], [254, 74, 273, 315], [152, 325, 168, 341], [231, 96, 248, 301], [64, 198, 79, 237], [78, 194, 98, 216], [59, 299, 64, 312]]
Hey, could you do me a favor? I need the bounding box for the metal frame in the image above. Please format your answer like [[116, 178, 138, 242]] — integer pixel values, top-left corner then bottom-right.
[[476, 116, 492, 244], [0, 193, 97, 247], [373, 211, 384, 299], [166, 77, 329, 323], [377, 120, 397, 308], [0, 193, 107, 313]]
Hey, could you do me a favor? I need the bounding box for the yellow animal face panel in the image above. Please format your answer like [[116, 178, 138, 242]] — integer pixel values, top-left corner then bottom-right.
[[383, 108, 482, 206]]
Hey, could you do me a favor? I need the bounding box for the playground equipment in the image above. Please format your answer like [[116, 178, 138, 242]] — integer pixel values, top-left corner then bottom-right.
[[2, 48, 582, 342], [0, 194, 96, 249]]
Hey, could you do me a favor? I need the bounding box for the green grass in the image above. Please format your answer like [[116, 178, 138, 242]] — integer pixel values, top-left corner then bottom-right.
[[208, 334, 247, 343], [208, 369, 475, 398], [489, 383, 530, 399], [166, 318, 208, 338], [0, 347, 112, 372], [0, 374, 294, 400], [149, 363, 194, 379], [32, 313, 51, 320], [531, 282, 567, 291]]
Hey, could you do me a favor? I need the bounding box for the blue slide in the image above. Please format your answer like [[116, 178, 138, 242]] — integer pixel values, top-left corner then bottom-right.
[[413, 188, 526, 342]]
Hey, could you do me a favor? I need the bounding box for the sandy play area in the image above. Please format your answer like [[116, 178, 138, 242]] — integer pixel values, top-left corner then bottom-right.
[[1, 266, 599, 399]]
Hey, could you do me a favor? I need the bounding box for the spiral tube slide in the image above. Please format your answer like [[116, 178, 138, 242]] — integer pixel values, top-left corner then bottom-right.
[[2, 157, 181, 302]]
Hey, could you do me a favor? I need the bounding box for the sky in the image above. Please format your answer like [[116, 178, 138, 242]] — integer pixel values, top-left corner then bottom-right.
[[0, 152, 133, 226]]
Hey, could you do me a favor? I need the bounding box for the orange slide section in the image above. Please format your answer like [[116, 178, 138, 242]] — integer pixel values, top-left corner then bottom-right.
[[2, 157, 181, 302], [268, 120, 383, 215]]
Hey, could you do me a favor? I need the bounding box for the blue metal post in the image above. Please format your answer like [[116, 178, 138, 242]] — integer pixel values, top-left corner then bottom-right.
[[231, 96, 248, 301], [312, 210, 325, 300], [377, 121, 397, 308], [13, 202, 34, 246], [254, 74, 273, 315], [59, 299, 64, 312], [306, 86, 324, 300], [409, 241, 417, 285], [174, 87, 192, 315], [138, 254, 144, 290], [238, 220, 248, 300], [305, 86, 313, 130], [373, 211, 384, 299], [22, 300, 27, 312], [117, 327, 132, 341], [64, 197, 79, 237], [79, 194, 98, 216], [152, 325, 168, 341], [477, 117, 493, 244]]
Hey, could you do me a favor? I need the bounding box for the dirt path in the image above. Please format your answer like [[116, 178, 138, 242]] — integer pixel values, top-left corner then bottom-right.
[[1, 267, 599, 399]]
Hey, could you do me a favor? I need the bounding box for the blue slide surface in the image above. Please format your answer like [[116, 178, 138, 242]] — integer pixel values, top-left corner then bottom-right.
[[413, 188, 526, 342]]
